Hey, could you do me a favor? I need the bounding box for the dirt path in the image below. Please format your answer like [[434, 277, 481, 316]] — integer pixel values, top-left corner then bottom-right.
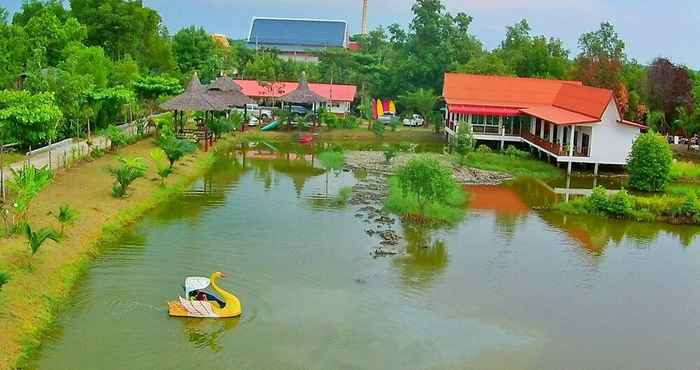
[[0, 139, 212, 369]]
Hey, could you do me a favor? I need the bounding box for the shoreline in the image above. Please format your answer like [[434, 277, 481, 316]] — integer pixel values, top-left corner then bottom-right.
[[0, 140, 217, 369]]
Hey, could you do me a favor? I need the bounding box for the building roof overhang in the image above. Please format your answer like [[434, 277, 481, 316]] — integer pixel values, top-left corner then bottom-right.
[[520, 105, 600, 125]]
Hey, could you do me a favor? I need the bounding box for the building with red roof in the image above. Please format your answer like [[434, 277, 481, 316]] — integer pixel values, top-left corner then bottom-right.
[[234, 80, 357, 114], [443, 73, 646, 173]]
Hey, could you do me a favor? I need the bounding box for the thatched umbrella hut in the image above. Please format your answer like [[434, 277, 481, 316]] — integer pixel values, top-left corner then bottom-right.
[[279, 72, 327, 128], [280, 72, 328, 107], [207, 75, 255, 108], [160, 73, 229, 135]]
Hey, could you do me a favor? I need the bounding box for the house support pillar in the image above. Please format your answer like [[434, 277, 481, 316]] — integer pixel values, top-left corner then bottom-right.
[[567, 161, 573, 175], [594, 163, 599, 176], [500, 140, 505, 151]]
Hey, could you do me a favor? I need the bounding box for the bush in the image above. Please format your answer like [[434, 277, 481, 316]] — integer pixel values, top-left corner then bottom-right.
[[504, 145, 529, 158], [108, 157, 148, 197], [388, 118, 401, 132], [588, 186, 610, 213], [385, 177, 466, 224], [476, 144, 492, 153], [150, 148, 172, 183], [399, 142, 417, 153], [341, 115, 359, 129], [383, 146, 398, 163], [627, 132, 673, 192], [678, 192, 700, 218], [371, 121, 385, 137], [607, 189, 633, 218], [449, 123, 475, 164], [334, 187, 353, 206], [8, 165, 54, 225], [0, 271, 9, 289], [208, 113, 242, 137], [103, 125, 129, 150]]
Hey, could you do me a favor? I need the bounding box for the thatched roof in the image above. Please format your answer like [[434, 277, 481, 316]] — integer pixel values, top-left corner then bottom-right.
[[160, 73, 229, 112], [280, 72, 328, 105], [207, 76, 255, 107]]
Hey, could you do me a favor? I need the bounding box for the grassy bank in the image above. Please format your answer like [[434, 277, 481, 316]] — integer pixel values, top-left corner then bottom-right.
[[555, 186, 699, 225], [459, 151, 563, 180], [385, 177, 468, 224], [0, 139, 217, 369]]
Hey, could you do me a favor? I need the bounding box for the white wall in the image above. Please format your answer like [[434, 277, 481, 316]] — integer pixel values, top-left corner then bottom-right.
[[589, 101, 642, 165]]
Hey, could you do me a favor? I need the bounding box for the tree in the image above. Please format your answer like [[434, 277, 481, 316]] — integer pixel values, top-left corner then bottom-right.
[[59, 44, 113, 89], [0, 6, 7, 25], [395, 157, 454, 213], [0, 22, 30, 88], [647, 58, 693, 126], [12, 0, 69, 26], [398, 88, 438, 126], [110, 55, 141, 88], [23, 10, 86, 66], [133, 75, 182, 114], [0, 90, 63, 147], [25, 223, 60, 256], [495, 19, 570, 79], [457, 53, 514, 76], [108, 157, 148, 197], [572, 22, 627, 116], [53, 204, 77, 236], [674, 107, 699, 146], [172, 26, 217, 78], [627, 132, 673, 192]]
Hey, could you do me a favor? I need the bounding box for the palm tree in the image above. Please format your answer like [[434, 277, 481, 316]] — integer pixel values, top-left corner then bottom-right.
[[54, 205, 77, 236], [25, 224, 60, 256]]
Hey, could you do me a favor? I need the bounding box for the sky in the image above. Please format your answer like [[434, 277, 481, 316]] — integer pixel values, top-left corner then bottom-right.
[[2, 0, 698, 68]]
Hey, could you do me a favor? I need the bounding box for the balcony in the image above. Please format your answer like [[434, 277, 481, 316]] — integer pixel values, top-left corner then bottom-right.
[[520, 131, 589, 157]]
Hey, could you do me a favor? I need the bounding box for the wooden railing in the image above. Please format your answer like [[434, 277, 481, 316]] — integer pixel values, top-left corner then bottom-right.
[[520, 131, 589, 157]]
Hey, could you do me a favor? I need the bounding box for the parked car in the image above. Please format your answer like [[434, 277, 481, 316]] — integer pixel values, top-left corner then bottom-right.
[[378, 112, 397, 124], [247, 116, 259, 127], [237, 104, 273, 120], [403, 114, 425, 127], [290, 105, 310, 116]]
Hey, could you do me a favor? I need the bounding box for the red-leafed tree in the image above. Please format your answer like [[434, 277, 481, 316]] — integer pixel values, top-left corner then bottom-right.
[[647, 58, 693, 125], [572, 23, 629, 117]]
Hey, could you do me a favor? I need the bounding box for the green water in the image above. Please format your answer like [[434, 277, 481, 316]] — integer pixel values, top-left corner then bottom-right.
[[34, 146, 700, 370]]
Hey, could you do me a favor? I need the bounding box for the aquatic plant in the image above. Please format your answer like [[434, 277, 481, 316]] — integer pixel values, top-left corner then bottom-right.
[[108, 157, 148, 198]]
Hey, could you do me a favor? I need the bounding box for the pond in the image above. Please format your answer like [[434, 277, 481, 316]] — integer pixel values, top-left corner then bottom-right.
[[34, 144, 700, 370]]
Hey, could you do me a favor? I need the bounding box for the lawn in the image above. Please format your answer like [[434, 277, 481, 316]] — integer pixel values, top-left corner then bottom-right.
[[461, 151, 563, 179]]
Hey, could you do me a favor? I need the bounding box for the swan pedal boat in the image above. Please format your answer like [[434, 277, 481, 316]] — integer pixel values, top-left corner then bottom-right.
[[168, 272, 242, 318]]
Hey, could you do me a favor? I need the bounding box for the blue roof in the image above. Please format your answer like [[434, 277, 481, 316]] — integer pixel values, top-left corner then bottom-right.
[[247, 18, 347, 50]]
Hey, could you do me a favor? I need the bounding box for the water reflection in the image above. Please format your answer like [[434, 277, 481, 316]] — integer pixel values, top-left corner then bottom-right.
[[181, 318, 240, 353], [394, 224, 450, 290]]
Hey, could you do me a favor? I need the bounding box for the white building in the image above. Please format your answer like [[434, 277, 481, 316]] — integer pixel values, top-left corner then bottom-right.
[[443, 73, 647, 174]]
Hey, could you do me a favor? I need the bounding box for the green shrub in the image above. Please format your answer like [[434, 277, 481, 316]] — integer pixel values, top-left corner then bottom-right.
[[670, 160, 700, 180], [150, 148, 172, 183], [383, 146, 398, 163], [103, 125, 129, 150], [627, 132, 673, 192], [607, 189, 633, 218], [476, 144, 492, 153], [54, 204, 77, 236], [108, 157, 148, 198], [341, 115, 359, 129], [450, 123, 475, 164], [504, 145, 529, 158], [385, 177, 466, 224], [399, 142, 417, 153], [678, 192, 700, 217], [208, 113, 242, 137], [588, 186, 610, 213], [388, 118, 401, 132], [371, 121, 385, 137], [334, 186, 353, 206], [90, 147, 106, 159], [0, 271, 9, 289]]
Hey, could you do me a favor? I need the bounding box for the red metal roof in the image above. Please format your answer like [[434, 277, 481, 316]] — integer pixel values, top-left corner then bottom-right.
[[234, 80, 357, 102], [520, 106, 599, 125], [448, 105, 521, 116], [443, 73, 621, 125]]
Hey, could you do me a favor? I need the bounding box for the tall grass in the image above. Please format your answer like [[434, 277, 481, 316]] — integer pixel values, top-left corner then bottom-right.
[[461, 151, 562, 179], [670, 160, 700, 180], [385, 177, 468, 224]]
